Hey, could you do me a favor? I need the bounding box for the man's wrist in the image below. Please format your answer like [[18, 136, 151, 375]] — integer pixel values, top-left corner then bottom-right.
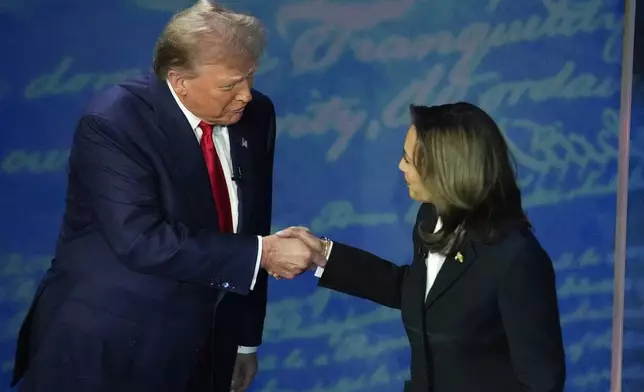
[[260, 236, 274, 269]]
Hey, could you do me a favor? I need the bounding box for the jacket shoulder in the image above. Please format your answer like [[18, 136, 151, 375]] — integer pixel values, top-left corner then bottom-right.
[[80, 74, 155, 129]]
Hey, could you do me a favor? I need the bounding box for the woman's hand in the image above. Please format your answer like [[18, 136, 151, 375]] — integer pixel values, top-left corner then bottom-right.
[[276, 226, 324, 254], [270, 226, 325, 279]]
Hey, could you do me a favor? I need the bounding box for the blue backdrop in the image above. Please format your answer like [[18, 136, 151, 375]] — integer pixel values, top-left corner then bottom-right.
[[1, 0, 642, 391]]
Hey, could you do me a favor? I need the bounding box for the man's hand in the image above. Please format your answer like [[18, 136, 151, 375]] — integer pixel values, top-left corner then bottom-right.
[[276, 227, 325, 266], [230, 352, 258, 392], [275, 227, 327, 280], [260, 234, 325, 279]]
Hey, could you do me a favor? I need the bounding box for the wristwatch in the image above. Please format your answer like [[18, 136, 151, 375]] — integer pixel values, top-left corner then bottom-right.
[[320, 236, 333, 260]]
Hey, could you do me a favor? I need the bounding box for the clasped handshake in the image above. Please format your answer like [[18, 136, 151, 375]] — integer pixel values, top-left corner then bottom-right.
[[260, 227, 326, 279]]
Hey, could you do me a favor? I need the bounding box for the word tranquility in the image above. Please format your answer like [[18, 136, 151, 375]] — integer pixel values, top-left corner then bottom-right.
[[17, 61, 618, 164], [12, 5, 620, 167], [21, 1, 620, 99]]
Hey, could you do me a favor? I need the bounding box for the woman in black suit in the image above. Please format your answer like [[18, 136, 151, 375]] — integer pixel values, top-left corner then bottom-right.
[[277, 103, 566, 392]]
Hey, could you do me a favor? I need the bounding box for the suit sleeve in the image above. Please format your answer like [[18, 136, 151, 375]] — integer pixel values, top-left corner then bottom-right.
[[497, 242, 566, 392], [236, 100, 275, 347], [69, 114, 258, 294], [318, 242, 408, 309]]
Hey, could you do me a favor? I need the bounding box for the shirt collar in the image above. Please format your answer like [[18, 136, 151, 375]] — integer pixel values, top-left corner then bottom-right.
[[166, 80, 202, 131], [434, 218, 442, 233]]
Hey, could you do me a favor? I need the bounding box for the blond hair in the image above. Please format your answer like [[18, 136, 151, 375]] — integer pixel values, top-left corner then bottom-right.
[[410, 103, 530, 254], [152, 0, 266, 79]]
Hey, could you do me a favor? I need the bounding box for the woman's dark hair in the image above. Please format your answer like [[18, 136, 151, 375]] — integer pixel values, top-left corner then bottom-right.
[[410, 102, 530, 254]]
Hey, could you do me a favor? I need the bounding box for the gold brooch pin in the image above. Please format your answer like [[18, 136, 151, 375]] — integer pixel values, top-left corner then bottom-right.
[[455, 252, 464, 263]]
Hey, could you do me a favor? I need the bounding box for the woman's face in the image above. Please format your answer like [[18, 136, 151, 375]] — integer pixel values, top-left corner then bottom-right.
[[399, 125, 432, 203]]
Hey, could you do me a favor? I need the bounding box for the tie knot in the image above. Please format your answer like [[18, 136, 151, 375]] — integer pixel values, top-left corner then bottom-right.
[[199, 121, 214, 137]]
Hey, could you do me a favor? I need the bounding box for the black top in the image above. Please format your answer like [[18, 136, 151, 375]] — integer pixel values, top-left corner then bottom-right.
[[318, 203, 566, 392]]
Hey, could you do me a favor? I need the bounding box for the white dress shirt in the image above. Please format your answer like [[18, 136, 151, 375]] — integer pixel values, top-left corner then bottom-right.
[[315, 219, 445, 299], [424, 219, 445, 298], [168, 81, 260, 354]]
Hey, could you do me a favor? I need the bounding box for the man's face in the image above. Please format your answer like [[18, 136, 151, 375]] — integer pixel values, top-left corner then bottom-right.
[[168, 61, 255, 125]]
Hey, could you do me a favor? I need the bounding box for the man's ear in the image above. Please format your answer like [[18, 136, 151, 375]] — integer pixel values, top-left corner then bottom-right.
[[167, 70, 188, 97]]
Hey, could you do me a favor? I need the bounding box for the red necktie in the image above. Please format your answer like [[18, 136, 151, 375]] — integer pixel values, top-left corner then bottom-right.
[[199, 121, 233, 233]]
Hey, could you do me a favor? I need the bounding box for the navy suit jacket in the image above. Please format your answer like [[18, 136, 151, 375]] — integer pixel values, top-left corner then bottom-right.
[[12, 73, 275, 391]]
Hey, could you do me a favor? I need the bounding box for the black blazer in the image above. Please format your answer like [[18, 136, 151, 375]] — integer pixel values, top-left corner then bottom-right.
[[319, 204, 566, 392]]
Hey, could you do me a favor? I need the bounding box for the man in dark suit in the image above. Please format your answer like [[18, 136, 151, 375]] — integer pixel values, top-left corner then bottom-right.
[[11, 1, 320, 391]]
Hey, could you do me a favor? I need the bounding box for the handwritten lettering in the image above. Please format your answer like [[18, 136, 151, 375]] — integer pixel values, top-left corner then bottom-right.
[[276, 0, 415, 36], [570, 367, 610, 388], [552, 248, 610, 271], [266, 302, 399, 343], [560, 301, 612, 325], [276, 93, 367, 161], [273, 200, 401, 245], [1, 149, 69, 174], [277, 65, 620, 165], [24, 57, 140, 99], [257, 53, 280, 75], [501, 109, 644, 207], [310, 201, 397, 232], [275, 0, 624, 180], [558, 277, 613, 298], [258, 365, 409, 392], [478, 62, 617, 112], [394, 109, 643, 222], [22, 51, 280, 101], [283, 349, 306, 369], [381, 66, 494, 129], [566, 329, 611, 363], [1, 253, 51, 276], [286, 1, 619, 76], [333, 333, 407, 362], [3, 0, 640, 388], [260, 354, 279, 371]]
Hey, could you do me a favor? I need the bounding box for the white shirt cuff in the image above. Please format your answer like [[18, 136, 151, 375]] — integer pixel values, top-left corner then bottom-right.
[[314, 266, 325, 277], [237, 345, 258, 354], [250, 236, 262, 291]]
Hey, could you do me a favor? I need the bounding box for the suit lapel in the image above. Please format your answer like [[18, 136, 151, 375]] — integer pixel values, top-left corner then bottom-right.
[[228, 121, 254, 233], [148, 76, 218, 228], [424, 235, 478, 309]]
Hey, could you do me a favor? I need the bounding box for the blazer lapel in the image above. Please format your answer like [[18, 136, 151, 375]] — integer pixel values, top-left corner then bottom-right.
[[425, 236, 478, 309], [228, 121, 254, 233], [147, 76, 218, 228]]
